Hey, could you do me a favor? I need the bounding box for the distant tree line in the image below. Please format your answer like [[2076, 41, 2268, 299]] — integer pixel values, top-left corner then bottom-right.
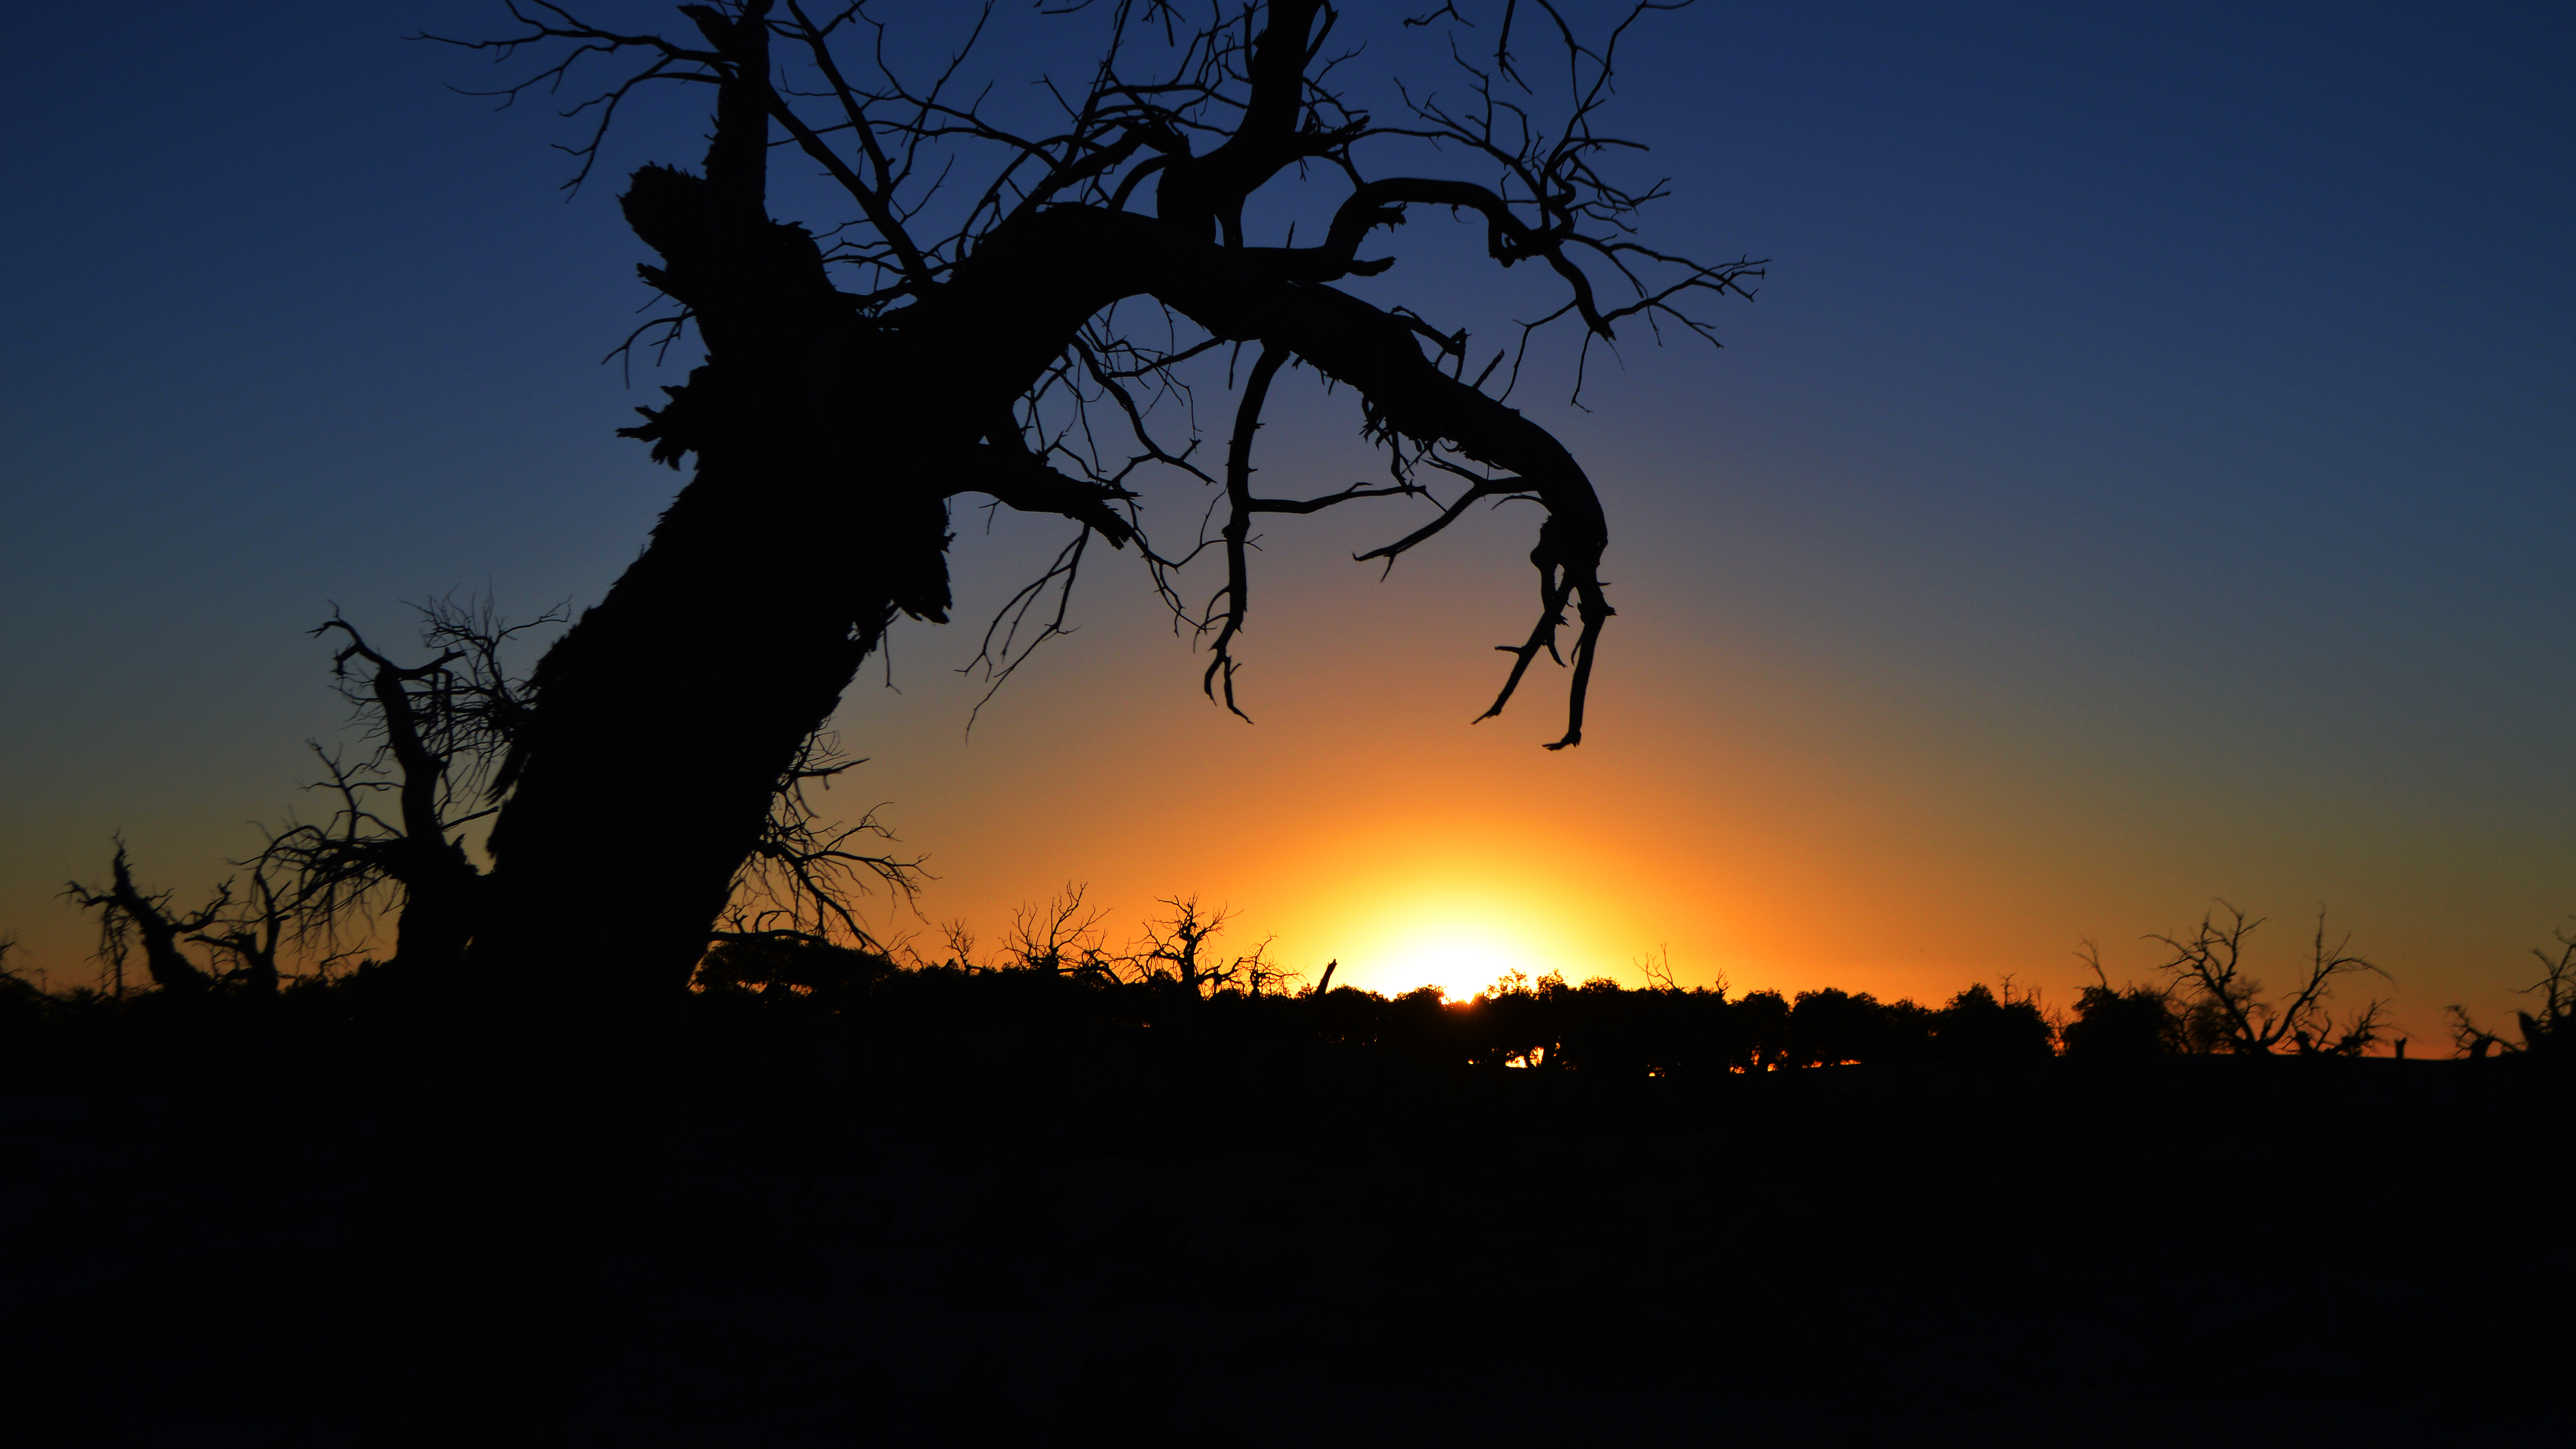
[[668, 893, 2576, 1071], [21, 866, 2576, 1080], [699, 927, 2058, 1072]]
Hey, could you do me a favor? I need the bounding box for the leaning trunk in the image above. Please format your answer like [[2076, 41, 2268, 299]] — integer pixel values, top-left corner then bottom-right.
[[379, 27, 959, 1437]]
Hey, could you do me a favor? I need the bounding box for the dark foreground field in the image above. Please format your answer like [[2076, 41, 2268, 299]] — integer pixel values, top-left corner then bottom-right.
[[4, 975, 2566, 1446]]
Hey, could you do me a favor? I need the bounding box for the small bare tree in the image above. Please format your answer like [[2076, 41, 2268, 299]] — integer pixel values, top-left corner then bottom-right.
[[250, 600, 552, 976], [2504, 921, 2575, 1057], [189, 865, 290, 995], [2148, 901, 2390, 1056], [1002, 882, 1117, 979], [2447, 918, 2576, 1058], [2448, 1004, 2514, 1059], [64, 842, 222, 997], [1130, 894, 1291, 996], [66, 844, 312, 999]]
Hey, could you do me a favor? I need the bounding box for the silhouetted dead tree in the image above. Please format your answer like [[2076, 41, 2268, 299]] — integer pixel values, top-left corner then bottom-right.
[[190, 865, 289, 995], [1003, 882, 1117, 979], [2148, 902, 2390, 1056], [63, 842, 222, 997], [1130, 893, 1290, 996], [2449, 918, 2576, 1059], [67, 848, 303, 999], [391, 2, 1754, 1434], [2519, 931, 2576, 1056], [251, 602, 553, 976]]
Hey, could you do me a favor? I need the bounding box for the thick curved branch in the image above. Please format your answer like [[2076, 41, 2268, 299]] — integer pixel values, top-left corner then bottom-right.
[[1139, 225, 1610, 746], [942, 204, 1616, 746], [1330, 177, 1609, 330]]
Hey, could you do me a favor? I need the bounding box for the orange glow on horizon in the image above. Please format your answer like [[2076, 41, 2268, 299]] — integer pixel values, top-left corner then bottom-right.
[[1353, 922, 1540, 1002], [1321, 888, 1592, 1002]]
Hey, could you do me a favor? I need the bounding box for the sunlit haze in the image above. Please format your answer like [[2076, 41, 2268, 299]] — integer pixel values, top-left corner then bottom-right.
[[1339, 897, 1573, 1005]]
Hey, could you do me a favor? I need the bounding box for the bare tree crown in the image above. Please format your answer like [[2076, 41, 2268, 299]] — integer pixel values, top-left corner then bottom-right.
[[430, 0, 1760, 746], [2149, 902, 2390, 1057]]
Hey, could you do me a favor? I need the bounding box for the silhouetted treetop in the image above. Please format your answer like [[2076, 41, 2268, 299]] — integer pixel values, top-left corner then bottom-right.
[[431, 0, 1759, 742]]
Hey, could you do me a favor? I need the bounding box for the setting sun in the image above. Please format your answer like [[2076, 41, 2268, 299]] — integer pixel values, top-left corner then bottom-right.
[[1353, 910, 1559, 1002]]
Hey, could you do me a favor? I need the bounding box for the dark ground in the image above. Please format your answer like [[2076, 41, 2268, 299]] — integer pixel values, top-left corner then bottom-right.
[[3, 989, 2566, 1446]]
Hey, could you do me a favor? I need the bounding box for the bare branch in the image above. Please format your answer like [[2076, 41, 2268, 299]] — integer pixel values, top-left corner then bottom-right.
[[721, 728, 926, 954]]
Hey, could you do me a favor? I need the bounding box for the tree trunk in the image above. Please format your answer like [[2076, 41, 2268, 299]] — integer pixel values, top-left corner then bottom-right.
[[378, 22, 961, 1436]]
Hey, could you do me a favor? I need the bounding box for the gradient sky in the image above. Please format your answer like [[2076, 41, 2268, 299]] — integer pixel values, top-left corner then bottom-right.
[[4, 2, 2571, 1046]]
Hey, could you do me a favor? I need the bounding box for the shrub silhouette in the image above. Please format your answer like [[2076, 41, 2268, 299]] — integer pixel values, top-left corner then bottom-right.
[[695, 935, 897, 1011], [2063, 982, 2182, 1058], [1930, 983, 2055, 1060], [2061, 941, 2182, 1058], [1791, 987, 1921, 1065]]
